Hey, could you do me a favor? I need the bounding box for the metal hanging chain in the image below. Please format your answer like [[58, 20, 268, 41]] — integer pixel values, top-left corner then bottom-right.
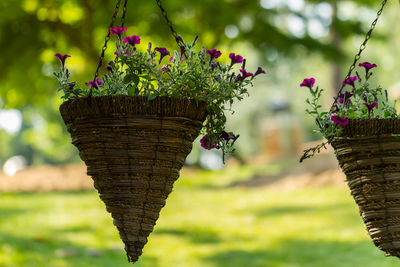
[[121, 0, 129, 28], [328, 0, 388, 113], [300, 0, 388, 163], [155, 0, 184, 47], [91, 0, 128, 95]]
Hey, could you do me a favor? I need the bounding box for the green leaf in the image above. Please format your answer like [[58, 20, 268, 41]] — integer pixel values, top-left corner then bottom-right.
[[128, 87, 136, 96], [148, 93, 157, 101], [124, 74, 140, 85]]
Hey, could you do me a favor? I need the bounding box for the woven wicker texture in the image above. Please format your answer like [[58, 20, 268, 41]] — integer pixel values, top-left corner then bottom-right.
[[331, 118, 400, 257], [60, 95, 207, 263]]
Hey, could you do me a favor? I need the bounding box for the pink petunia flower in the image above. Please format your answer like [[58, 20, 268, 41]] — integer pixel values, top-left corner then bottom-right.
[[55, 53, 71, 67], [123, 35, 141, 46], [331, 115, 348, 126], [200, 135, 217, 150], [300, 78, 315, 89], [110, 26, 127, 38]]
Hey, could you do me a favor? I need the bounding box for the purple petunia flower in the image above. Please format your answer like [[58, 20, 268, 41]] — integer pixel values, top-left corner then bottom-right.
[[110, 26, 127, 38], [240, 69, 254, 79], [68, 82, 75, 89], [155, 47, 170, 63], [331, 115, 348, 126], [359, 62, 377, 74], [254, 67, 266, 76], [338, 91, 353, 104], [220, 131, 230, 141], [343, 76, 358, 88], [229, 53, 244, 66], [300, 78, 315, 89], [106, 61, 113, 72], [206, 49, 222, 60], [220, 131, 240, 144], [200, 135, 217, 150], [232, 134, 239, 144], [55, 53, 71, 67], [234, 74, 242, 83], [123, 35, 141, 47], [211, 62, 219, 71], [363, 102, 378, 112]]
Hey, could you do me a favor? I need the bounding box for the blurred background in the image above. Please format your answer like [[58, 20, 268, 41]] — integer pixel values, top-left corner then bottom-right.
[[1, 0, 400, 266]]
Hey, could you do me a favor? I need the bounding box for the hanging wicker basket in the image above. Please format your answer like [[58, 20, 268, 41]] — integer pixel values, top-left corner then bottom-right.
[[331, 118, 400, 257], [59, 95, 207, 262]]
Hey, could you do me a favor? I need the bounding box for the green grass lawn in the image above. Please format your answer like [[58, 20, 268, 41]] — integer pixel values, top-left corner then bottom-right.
[[1, 163, 399, 267]]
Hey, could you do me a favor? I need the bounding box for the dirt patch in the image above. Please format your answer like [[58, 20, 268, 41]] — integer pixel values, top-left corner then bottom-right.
[[0, 151, 348, 193], [264, 170, 346, 191], [0, 164, 93, 193], [232, 152, 347, 190]]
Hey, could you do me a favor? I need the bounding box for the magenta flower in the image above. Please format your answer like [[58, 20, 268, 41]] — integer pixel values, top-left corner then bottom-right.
[[300, 78, 315, 89], [87, 79, 102, 89], [109, 26, 127, 38], [331, 115, 348, 126], [200, 135, 217, 150], [338, 91, 353, 104], [161, 65, 169, 72], [55, 53, 71, 67], [169, 56, 185, 63], [240, 69, 254, 79], [363, 102, 378, 112], [87, 81, 98, 89], [359, 62, 377, 75], [155, 47, 170, 63], [206, 49, 222, 60], [254, 67, 266, 76], [343, 76, 358, 88], [123, 35, 141, 46], [96, 78, 103, 87], [229, 53, 243, 66]]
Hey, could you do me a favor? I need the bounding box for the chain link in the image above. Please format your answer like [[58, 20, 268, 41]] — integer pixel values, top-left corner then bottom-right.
[[301, 0, 388, 162], [91, 0, 123, 95], [329, 0, 388, 113], [121, 0, 129, 28], [155, 0, 183, 47]]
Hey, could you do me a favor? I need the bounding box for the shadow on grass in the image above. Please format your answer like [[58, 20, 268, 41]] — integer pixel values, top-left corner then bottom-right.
[[0, 231, 158, 267], [201, 239, 396, 267], [154, 227, 222, 244], [246, 203, 351, 217], [0, 207, 28, 219], [54, 225, 94, 233]]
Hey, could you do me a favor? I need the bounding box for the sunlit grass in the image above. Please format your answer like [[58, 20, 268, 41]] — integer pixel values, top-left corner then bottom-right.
[[0, 164, 399, 266]]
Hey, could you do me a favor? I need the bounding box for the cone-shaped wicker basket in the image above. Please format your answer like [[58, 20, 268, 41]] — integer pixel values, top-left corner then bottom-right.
[[59, 95, 207, 263], [331, 118, 400, 257]]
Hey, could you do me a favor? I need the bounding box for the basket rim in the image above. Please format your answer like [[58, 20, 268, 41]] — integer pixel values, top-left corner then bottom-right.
[[337, 118, 400, 137], [59, 95, 208, 123]]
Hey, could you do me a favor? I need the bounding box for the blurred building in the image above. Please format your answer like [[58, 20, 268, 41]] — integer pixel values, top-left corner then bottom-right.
[[260, 101, 303, 159]]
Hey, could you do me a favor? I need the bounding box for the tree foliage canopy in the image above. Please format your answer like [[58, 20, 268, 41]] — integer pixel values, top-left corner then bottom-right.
[[0, 0, 383, 164]]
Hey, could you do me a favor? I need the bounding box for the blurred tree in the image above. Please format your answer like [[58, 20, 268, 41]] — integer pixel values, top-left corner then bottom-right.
[[0, 0, 385, 164]]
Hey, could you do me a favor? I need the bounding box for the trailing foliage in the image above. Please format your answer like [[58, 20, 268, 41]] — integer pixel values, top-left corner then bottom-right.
[[54, 27, 266, 156], [302, 62, 398, 139]]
